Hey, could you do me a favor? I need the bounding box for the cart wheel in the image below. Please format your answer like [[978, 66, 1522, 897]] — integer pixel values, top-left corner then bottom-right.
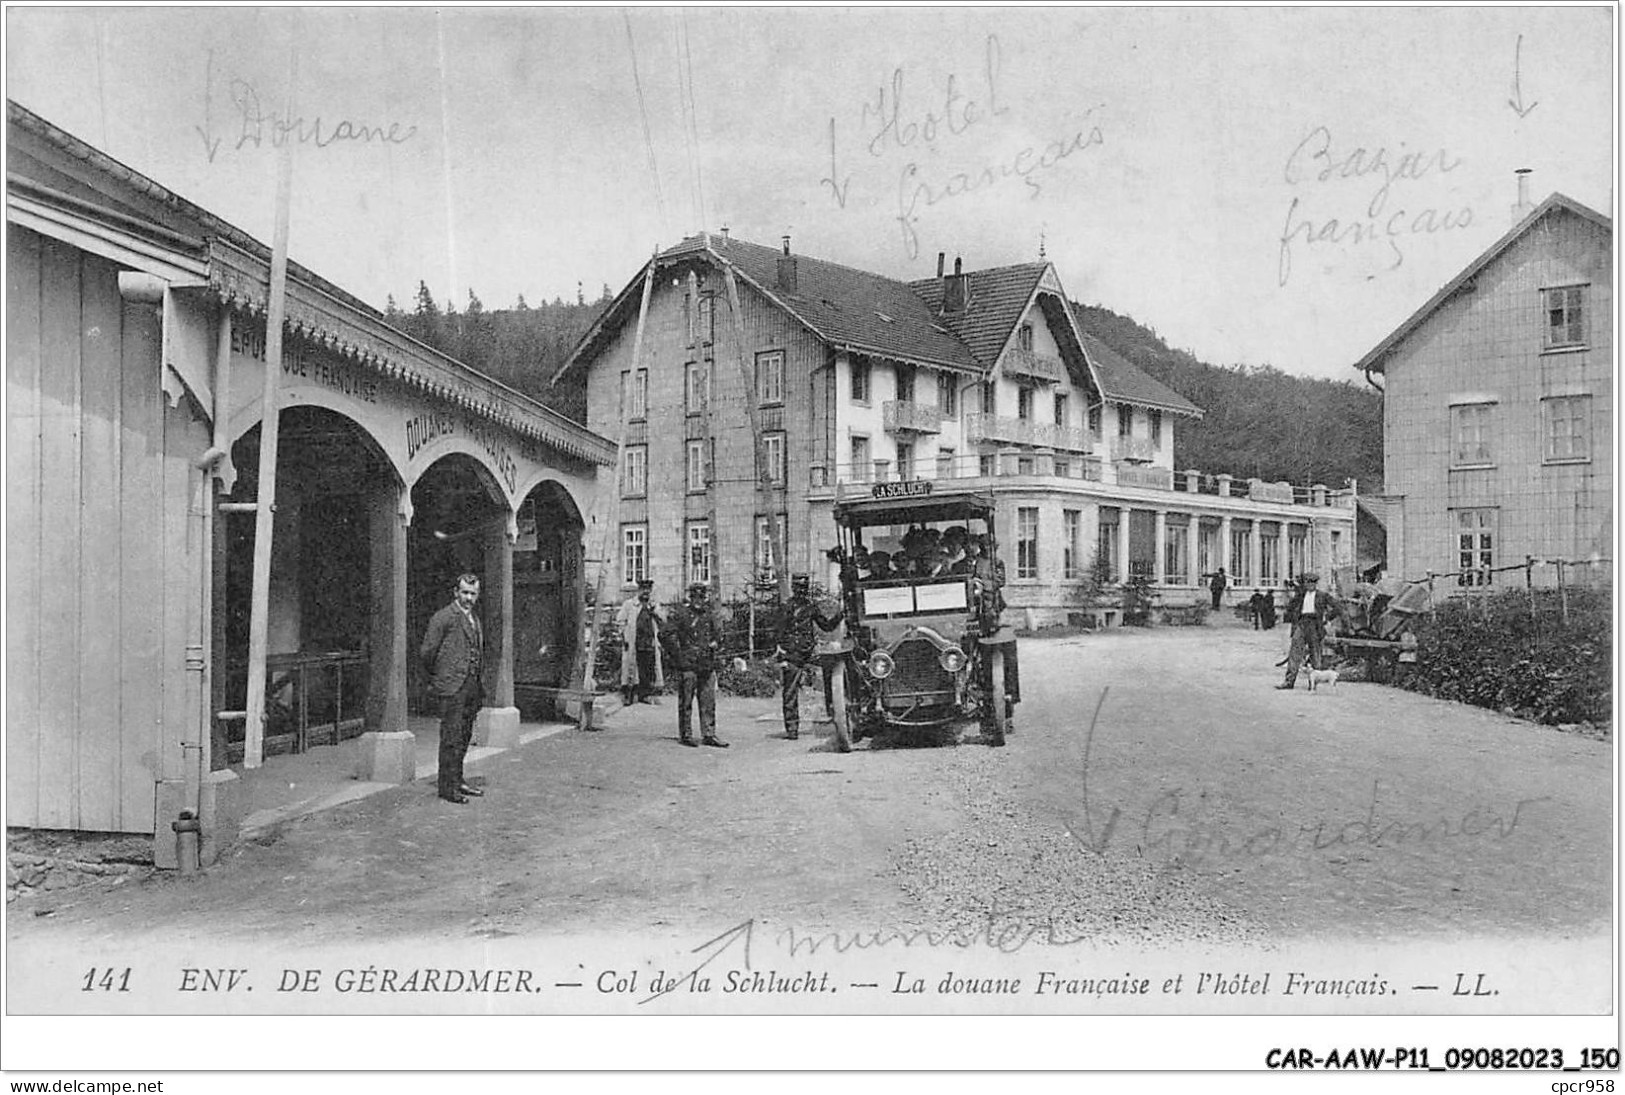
[[830, 662, 853, 753], [985, 648, 1008, 747]]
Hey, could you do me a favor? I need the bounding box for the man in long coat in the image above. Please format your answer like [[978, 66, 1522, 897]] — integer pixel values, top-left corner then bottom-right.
[[617, 579, 664, 704]]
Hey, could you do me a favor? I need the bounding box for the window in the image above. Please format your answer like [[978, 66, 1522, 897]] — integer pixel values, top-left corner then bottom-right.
[[851, 357, 871, 402], [1150, 410, 1163, 447], [756, 350, 784, 405], [1017, 387, 1034, 421], [896, 441, 915, 481], [1451, 403, 1494, 466], [1018, 324, 1034, 351], [1063, 509, 1081, 579], [1088, 403, 1101, 433], [1165, 521, 1191, 585], [1054, 392, 1069, 426], [762, 432, 786, 486], [849, 435, 871, 481], [1544, 395, 1592, 462], [1017, 507, 1039, 580], [1229, 524, 1252, 584], [622, 445, 648, 496], [1118, 406, 1133, 438], [936, 446, 956, 479], [896, 365, 916, 404], [621, 368, 648, 420], [978, 453, 996, 477], [1259, 524, 1280, 586], [756, 514, 788, 578], [685, 361, 707, 414], [1287, 527, 1307, 582], [937, 371, 958, 416], [686, 439, 707, 492], [980, 380, 996, 415], [687, 523, 711, 586], [622, 525, 648, 586], [695, 293, 714, 346], [1016, 456, 1035, 475], [1197, 523, 1218, 579], [1098, 508, 1120, 581], [1054, 458, 1070, 478], [1543, 285, 1586, 349], [1455, 509, 1496, 586]]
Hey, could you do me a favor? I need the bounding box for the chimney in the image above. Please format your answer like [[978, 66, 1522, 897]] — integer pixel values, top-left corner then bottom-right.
[[1512, 168, 1535, 225], [776, 235, 798, 292], [936, 252, 945, 278], [942, 255, 969, 314], [720, 226, 731, 245]]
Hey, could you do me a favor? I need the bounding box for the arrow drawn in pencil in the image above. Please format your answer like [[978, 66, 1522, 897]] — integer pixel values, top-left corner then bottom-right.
[[194, 50, 222, 162], [1064, 686, 1119, 856], [1508, 34, 1539, 119]]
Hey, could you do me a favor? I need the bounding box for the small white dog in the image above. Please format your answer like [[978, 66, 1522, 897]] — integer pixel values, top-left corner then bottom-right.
[[1306, 667, 1340, 692]]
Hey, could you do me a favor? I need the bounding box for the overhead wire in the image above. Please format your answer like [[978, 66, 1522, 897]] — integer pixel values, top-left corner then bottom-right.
[[621, 9, 670, 235], [678, 9, 708, 234]]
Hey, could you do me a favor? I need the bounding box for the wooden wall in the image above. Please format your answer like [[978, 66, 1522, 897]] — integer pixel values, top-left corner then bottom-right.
[[6, 226, 206, 833]]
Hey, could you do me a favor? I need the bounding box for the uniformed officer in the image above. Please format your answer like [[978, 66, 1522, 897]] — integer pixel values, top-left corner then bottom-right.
[[773, 574, 841, 740], [659, 582, 729, 747]]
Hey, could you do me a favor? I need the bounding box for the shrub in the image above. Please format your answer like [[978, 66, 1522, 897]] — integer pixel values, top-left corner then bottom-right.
[[718, 655, 782, 697], [1398, 584, 1611, 728]]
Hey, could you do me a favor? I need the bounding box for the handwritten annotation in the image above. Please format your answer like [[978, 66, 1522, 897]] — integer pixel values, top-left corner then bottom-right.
[[196, 69, 417, 163], [822, 34, 1107, 258], [1276, 126, 1469, 285]]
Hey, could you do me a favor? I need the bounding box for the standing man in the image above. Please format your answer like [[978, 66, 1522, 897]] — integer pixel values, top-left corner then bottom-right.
[[617, 579, 664, 705], [1209, 567, 1228, 612], [420, 573, 485, 804], [1277, 572, 1338, 690], [660, 582, 729, 748], [774, 574, 841, 740]]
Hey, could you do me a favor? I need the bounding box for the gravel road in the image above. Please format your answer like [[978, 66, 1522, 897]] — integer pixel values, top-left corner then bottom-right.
[[10, 622, 1611, 950]]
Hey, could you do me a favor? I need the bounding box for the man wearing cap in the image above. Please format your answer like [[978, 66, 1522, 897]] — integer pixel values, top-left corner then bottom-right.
[[774, 574, 842, 740], [1277, 572, 1338, 690], [659, 582, 729, 747], [617, 579, 664, 705]]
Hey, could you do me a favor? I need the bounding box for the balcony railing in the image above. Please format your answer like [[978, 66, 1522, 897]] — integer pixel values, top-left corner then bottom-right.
[[813, 454, 1356, 511], [1116, 435, 1157, 463], [1001, 347, 1066, 383], [882, 400, 942, 434], [962, 412, 1095, 452]]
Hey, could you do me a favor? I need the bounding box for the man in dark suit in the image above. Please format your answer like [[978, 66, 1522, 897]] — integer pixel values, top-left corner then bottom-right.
[[1276, 572, 1339, 690], [420, 573, 486, 803]]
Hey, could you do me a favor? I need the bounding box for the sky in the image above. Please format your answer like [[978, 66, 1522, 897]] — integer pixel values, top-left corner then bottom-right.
[[3, 5, 1616, 382]]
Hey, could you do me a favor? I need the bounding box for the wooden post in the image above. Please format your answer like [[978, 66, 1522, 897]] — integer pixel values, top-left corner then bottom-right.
[[1557, 559, 1570, 626], [241, 43, 299, 770], [720, 262, 786, 602], [578, 254, 655, 721]]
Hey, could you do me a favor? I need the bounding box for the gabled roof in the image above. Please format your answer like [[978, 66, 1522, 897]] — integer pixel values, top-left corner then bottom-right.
[[1355, 193, 1612, 374], [1075, 328, 1204, 418], [909, 262, 1048, 367], [558, 235, 980, 379], [558, 234, 1206, 420]]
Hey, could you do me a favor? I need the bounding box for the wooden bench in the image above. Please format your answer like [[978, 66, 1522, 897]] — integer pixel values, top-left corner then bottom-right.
[[1159, 605, 1207, 627], [1068, 607, 1121, 630], [514, 684, 607, 730]]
